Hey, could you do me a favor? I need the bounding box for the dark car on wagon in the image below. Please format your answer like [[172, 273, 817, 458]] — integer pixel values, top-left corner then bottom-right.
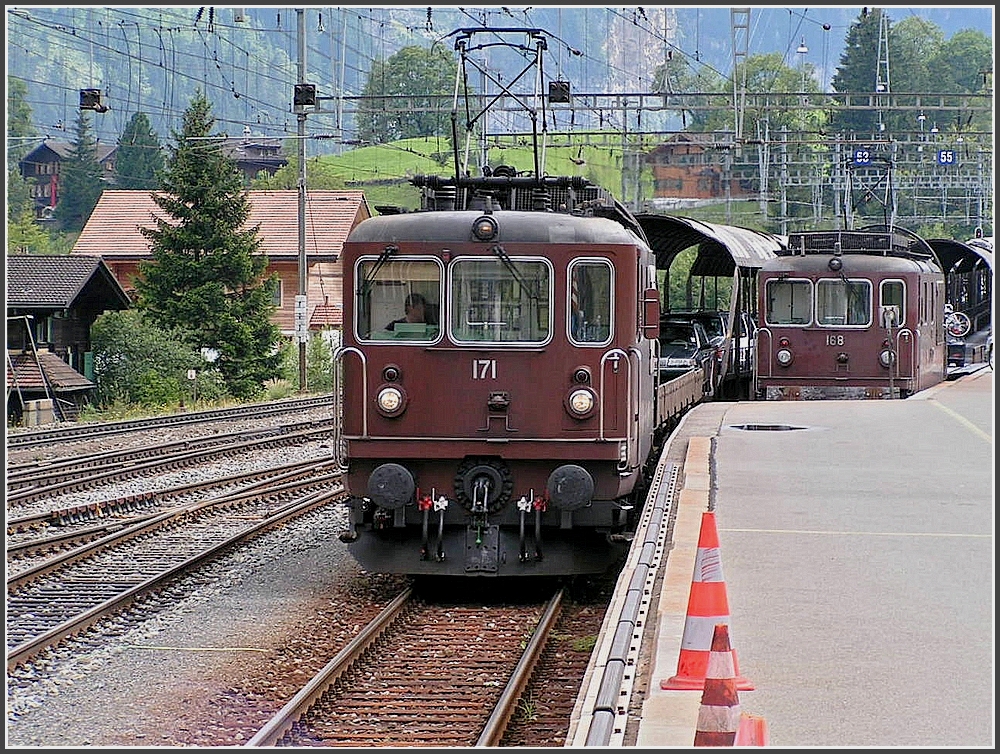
[[665, 310, 759, 397], [657, 317, 717, 394]]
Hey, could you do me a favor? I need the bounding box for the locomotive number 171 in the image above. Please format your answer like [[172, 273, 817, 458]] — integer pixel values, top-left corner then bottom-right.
[[473, 359, 498, 379]]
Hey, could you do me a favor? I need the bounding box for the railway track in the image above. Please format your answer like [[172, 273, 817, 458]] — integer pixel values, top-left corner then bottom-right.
[[6, 458, 335, 567], [6, 394, 333, 449], [6, 424, 334, 506], [6, 462, 346, 671], [248, 588, 564, 747]]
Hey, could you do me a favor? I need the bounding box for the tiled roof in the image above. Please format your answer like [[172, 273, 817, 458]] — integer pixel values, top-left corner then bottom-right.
[[73, 190, 371, 261], [5, 254, 127, 308], [6, 351, 95, 392], [309, 303, 343, 328], [21, 139, 117, 164]]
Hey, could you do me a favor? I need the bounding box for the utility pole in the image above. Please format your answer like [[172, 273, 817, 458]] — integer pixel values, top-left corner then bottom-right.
[[295, 8, 308, 392]]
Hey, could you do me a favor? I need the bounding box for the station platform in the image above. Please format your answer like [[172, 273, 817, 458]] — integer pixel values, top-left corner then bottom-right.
[[569, 364, 993, 747]]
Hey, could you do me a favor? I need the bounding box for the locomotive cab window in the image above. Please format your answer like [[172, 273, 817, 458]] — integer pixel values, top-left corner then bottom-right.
[[879, 280, 905, 327], [765, 278, 812, 325], [568, 259, 613, 345], [816, 278, 871, 326], [450, 256, 552, 344], [355, 257, 443, 342]]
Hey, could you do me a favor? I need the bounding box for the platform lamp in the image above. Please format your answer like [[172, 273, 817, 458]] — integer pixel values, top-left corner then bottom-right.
[[795, 38, 808, 93]]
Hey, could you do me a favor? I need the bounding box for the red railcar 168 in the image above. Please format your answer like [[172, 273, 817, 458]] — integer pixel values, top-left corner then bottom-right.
[[755, 227, 946, 400]]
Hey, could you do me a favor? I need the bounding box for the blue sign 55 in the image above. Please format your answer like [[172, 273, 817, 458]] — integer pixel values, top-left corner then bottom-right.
[[937, 149, 957, 166]]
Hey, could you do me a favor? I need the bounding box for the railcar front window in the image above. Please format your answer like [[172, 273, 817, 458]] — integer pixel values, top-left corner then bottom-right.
[[355, 257, 443, 342], [450, 257, 551, 343], [816, 278, 871, 326], [568, 259, 613, 344], [879, 280, 905, 327], [765, 279, 812, 325]]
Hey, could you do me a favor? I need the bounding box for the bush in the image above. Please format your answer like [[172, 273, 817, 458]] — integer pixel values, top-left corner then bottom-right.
[[135, 370, 183, 407], [276, 331, 338, 393], [262, 378, 296, 400], [91, 310, 228, 408]]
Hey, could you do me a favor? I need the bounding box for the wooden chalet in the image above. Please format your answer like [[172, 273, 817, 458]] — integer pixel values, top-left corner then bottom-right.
[[221, 134, 288, 183], [18, 138, 117, 220], [17, 135, 288, 222], [6, 254, 130, 422]]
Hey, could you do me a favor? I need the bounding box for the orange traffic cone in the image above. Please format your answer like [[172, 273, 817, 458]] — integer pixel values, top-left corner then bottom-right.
[[661, 511, 754, 691], [734, 712, 769, 746], [693, 623, 741, 746]]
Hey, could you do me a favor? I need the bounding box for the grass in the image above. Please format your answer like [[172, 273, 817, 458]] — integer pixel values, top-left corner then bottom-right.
[[311, 134, 655, 214], [515, 691, 540, 722], [313, 138, 792, 233]]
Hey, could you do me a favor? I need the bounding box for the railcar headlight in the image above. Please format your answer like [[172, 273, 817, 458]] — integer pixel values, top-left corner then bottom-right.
[[566, 387, 596, 417], [472, 215, 498, 241], [376, 385, 406, 416], [878, 349, 895, 368], [775, 348, 794, 366]]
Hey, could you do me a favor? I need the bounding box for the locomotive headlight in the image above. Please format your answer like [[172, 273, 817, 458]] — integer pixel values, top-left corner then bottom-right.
[[775, 348, 794, 366], [376, 385, 406, 416], [878, 349, 895, 368], [566, 387, 596, 417], [472, 215, 499, 241]]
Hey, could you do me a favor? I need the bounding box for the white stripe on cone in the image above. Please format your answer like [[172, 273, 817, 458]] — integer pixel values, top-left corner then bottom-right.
[[705, 643, 737, 678], [696, 705, 742, 730], [695, 546, 724, 582], [680, 615, 732, 650]]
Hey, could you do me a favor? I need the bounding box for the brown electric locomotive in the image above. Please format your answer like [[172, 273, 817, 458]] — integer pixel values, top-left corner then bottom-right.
[[755, 227, 947, 400], [333, 173, 688, 576]]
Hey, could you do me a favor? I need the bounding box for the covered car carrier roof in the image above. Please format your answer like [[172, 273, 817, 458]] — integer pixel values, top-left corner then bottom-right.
[[636, 214, 786, 275]]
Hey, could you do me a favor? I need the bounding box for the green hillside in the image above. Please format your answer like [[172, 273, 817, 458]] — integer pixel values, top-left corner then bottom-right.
[[305, 136, 651, 215], [270, 136, 771, 231]]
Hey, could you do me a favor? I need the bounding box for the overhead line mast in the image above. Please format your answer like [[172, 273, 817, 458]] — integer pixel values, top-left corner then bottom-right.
[[731, 8, 749, 144]]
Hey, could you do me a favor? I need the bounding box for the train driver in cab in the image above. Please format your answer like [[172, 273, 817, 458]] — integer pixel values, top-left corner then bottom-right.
[[386, 292, 428, 331]]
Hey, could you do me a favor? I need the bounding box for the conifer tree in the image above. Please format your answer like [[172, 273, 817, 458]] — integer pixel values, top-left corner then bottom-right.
[[53, 110, 105, 231], [829, 8, 888, 136], [135, 90, 282, 401], [7, 77, 38, 222], [7, 77, 35, 168], [115, 112, 164, 189]]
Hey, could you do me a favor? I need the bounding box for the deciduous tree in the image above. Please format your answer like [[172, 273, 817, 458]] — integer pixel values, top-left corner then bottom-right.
[[357, 45, 457, 143]]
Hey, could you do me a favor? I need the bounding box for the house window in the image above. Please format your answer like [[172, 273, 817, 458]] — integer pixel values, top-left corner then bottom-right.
[[267, 277, 282, 307], [35, 316, 52, 345]]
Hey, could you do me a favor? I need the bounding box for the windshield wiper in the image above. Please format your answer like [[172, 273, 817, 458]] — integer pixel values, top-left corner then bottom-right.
[[358, 244, 398, 299], [491, 244, 538, 301]]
